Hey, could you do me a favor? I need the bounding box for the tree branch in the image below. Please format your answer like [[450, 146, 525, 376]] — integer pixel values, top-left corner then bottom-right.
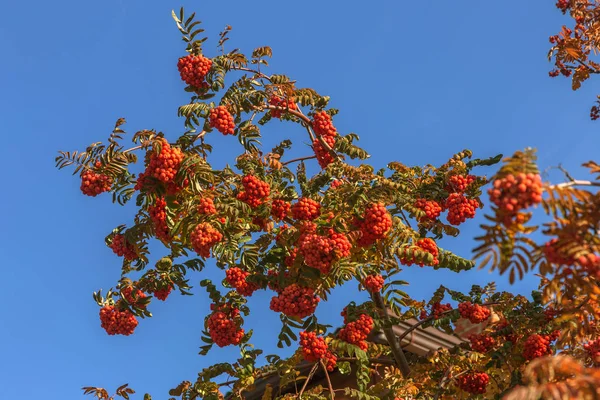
[[320, 360, 335, 400], [298, 363, 319, 398], [282, 155, 317, 166]]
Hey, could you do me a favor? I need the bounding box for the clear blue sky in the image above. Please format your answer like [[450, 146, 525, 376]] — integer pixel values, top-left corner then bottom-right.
[[1, 1, 598, 398]]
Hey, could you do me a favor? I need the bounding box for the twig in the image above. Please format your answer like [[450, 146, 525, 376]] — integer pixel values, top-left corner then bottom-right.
[[298, 363, 319, 398], [550, 180, 600, 189], [122, 145, 142, 154], [433, 367, 452, 400], [320, 360, 335, 400], [194, 130, 207, 143], [282, 155, 317, 166]]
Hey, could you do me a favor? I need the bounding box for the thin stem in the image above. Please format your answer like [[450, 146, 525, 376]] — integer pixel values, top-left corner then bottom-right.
[[194, 130, 207, 143], [282, 155, 317, 166], [122, 145, 142, 154], [550, 180, 600, 189], [433, 367, 452, 400], [320, 360, 335, 400], [298, 363, 319, 398]]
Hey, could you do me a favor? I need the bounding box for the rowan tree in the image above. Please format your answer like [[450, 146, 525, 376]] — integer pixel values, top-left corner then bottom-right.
[[59, 3, 600, 400]]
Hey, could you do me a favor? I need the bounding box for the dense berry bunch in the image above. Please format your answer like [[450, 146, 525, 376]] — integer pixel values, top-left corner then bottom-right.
[[488, 173, 543, 214], [270, 284, 320, 318], [80, 168, 113, 197], [330, 179, 343, 189], [122, 286, 147, 309], [209, 106, 236, 135], [267, 270, 290, 293], [313, 136, 337, 169], [153, 285, 173, 301], [299, 331, 337, 371], [544, 306, 559, 321], [584, 339, 600, 363], [291, 198, 321, 221], [299, 230, 351, 274], [312, 111, 337, 137], [523, 334, 552, 360], [99, 305, 138, 336], [399, 238, 439, 267], [109, 234, 137, 261], [147, 140, 184, 183], [364, 275, 385, 293], [269, 96, 297, 118], [469, 333, 496, 353], [447, 174, 476, 193], [458, 302, 490, 324], [197, 197, 217, 215], [285, 247, 298, 267], [207, 310, 244, 347], [271, 199, 290, 221], [456, 372, 490, 394], [149, 197, 171, 242], [177, 54, 212, 88], [357, 203, 393, 246], [190, 223, 223, 258], [237, 175, 270, 208], [555, 0, 570, 13], [414, 198, 442, 221], [225, 267, 259, 297], [338, 314, 374, 350], [445, 193, 478, 225], [420, 302, 453, 320]]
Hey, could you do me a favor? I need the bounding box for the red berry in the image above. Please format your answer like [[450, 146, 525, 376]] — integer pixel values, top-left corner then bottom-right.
[[445, 193, 478, 225], [153, 285, 173, 301], [446, 174, 476, 193], [523, 334, 552, 360], [414, 198, 442, 221], [291, 198, 321, 221], [469, 333, 496, 353], [197, 197, 217, 215], [584, 338, 600, 363], [206, 307, 244, 347], [121, 286, 147, 309], [99, 305, 138, 336], [299, 230, 351, 274], [148, 197, 171, 243], [271, 199, 290, 221], [299, 331, 337, 371], [357, 203, 392, 246], [364, 275, 385, 293], [488, 173, 543, 215], [312, 111, 337, 137], [269, 96, 297, 118], [270, 284, 319, 318], [456, 372, 489, 394], [145, 139, 185, 184], [80, 169, 112, 197], [209, 106, 235, 135], [399, 238, 439, 267], [458, 302, 490, 324], [225, 267, 260, 297], [313, 135, 337, 169], [109, 234, 138, 261], [237, 175, 270, 208], [338, 314, 373, 351], [190, 223, 223, 258], [177, 54, 212, 88]]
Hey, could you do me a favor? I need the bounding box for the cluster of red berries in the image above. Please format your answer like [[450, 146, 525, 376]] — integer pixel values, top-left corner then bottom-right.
[[225, 267, 259, 297], [285, 247, 298, 267], [271, 199, 290, 221], [99, 305, 138, 336], [237, 175, 270, 208], [313, 135, 337, 169], [456, 372, 490, 394], [445, 193, 478, 225], [523, 334, 553, 360], [141, 139, 185, 184], [414, 198, 442, 221], [311, 111, 338, 168], [363, 275, 385, 293], [544, 306, 558, 321], [543, 238, 574, 266], [488, 173, 543, 214], [591, 104, 600, 121], [312, 111, 337, 137], [458, 302, 490, 324], [269, 96, 297, 118], [299, 331, 337, 371], [338, 314, 373, 350], [330, 179, 343, 189], [177, 54, 212, 88], [148, 197, 171, 242], [197, 197, 217, 215], [420, 302, 452, 320], [555, 0, 570, 13], [468, 333, 496, 353], [190, 223, 223, 258], [207, 306, 244, 347], [584, 339, 600, 363], [267, 270, 289, 293], [152, 285, 173, 301], [356, 203, 393, 246], [291, 198, 321, 221], [209, 106, 235, 135], [400, 238, 440, 267], [270, 284, 320, 318], [80, 165, 112, 197], [109, 234, 138, 261], [121, 286, 147, 308], [447, 174, 476, 193], [299, 230, 352, 274]]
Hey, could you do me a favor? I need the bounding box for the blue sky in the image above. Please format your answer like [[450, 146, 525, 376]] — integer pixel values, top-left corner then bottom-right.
[[1, 1, 599, 398]]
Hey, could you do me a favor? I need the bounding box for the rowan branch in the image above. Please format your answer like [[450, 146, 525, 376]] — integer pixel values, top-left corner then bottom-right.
[[282, 155, 317, 166], [320, 360, 335, 400], [298, 363, 319, 398]]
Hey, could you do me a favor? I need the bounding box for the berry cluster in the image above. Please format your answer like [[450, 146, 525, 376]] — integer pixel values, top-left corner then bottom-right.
[[148, 197, 171, 242], [267, 270, 289, 293], [144, 139, 185, 184], [584, 339, 600, 363], [420, 302, 452, 320], [153, 285, 173, 301], [488, 173, 543, 214], [357, 203, 393, 246], [456, 372, 490, 395], [122, 286, 147, 308], [312, 111, 337, 137], [285, 247, 298, 267], [177, 54, 212, 88], [468, 333, 496, 353], [225, 267, 260, 297], [555, 0, 570, 13], [313, 135, 337, 169], [197, 197, 217, 215], [270, 284, 320, 318], [110, 234, 138, 261], [446, 174, 476, 193], [544, 306, 558, 322], [399, 238, 439, 267], [99, 305, 138, 336], [190, 223, 223, 258], [299, 230, 351, 274], [458, 302, 490, 324], [299, 331, 337, 371], [207, 307, 244, 347], [80, 163, 112, 196], [363, 275, 385, 293], [237, 175, 270, 208], [445, 193, 478, 225], [414, 198, 442, 221], [338, 314, 374, 350], [269, 96, 297, 118], [330, 179, 343, 189], [291, 198, 321, 221], [209, 106, 235, 135], [523, 334, 552, 360], [271, 199, 290, 221]]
